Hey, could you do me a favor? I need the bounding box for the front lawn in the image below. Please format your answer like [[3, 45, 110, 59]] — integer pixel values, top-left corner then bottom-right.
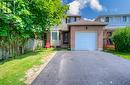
[[104, 48, 130, 60], [0, 48, 54, 85]]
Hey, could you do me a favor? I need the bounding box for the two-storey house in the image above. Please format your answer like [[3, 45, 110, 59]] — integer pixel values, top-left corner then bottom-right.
[[95, 14, 130, 47], [47, 15, 106, 51]]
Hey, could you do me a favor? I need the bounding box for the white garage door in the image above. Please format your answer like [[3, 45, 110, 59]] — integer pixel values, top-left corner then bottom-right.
[[75, 32, 97, 51]]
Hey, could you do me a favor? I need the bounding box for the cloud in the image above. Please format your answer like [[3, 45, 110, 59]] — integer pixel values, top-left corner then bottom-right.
[[67, 0, 103, 15], [90, 0, 103, 11], [67, 1, 81, 15]]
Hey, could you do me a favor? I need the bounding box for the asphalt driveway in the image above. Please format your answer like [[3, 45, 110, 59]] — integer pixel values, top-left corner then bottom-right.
[[32, 51, 130, 85]]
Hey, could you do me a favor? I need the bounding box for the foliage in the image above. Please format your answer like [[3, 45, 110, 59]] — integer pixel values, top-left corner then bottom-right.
[[111, 27, 130, 52], [0, 0, 68, 59], [29, 0, 68, 33]]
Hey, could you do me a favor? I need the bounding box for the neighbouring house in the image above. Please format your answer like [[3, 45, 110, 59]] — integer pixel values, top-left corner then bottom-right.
[[48, 15, 106, 51], [95, 14, 130, 47]]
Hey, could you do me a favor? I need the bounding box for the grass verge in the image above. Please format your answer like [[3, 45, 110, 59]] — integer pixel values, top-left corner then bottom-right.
[[0, 48, 54, 85], [104, 48, 130, 60]]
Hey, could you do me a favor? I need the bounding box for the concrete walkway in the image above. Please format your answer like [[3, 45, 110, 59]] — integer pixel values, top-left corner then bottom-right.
[[32, 51, 130, 85]]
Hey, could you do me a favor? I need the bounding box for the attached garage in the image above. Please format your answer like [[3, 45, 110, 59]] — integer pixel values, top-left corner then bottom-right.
[[68, 20, 106, 51], [75, 32, 97, 51]]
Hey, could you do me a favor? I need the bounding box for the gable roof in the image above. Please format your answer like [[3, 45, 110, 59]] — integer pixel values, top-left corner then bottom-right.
[[68, 19, 107, 26]]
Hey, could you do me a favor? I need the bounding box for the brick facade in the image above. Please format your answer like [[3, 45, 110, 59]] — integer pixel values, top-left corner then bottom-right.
[[70, 26, 104, 50]]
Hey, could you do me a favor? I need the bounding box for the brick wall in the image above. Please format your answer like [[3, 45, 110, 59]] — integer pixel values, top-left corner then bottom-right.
[[70, 26, 104, 50]]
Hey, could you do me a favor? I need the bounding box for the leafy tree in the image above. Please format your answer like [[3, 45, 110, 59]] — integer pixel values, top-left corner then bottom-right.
[[0, 0, 68, 59], [29, 0, 68, 37]]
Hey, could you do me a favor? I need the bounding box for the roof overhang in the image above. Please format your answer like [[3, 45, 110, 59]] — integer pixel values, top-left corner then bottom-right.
[[68, 20, 107, 26]]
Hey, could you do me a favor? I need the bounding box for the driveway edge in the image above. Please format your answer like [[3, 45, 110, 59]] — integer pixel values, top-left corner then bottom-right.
[[25, 51, 57, 85]]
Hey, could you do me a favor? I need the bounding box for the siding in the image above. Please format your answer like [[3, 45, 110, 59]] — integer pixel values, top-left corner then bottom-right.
[[96, 15, 130, 29]]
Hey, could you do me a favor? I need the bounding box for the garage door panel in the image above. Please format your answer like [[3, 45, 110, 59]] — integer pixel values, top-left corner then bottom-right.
[[75, 32, 97, 51]]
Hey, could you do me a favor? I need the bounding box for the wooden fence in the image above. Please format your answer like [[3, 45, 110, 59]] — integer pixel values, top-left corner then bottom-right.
[[0, 39, 44, 60]]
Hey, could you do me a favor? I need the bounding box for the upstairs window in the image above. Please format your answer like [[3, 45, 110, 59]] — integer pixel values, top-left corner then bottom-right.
[[70, 17, 75, 22], [66, 18, 71, 23], [105, 17, 109, 22], [123, 16, 127, 22], [66, 16, 79, 23], [74, 17, 77, 22]]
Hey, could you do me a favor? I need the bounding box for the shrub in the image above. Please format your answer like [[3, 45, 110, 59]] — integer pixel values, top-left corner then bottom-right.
[[111, 27, 130, 52]]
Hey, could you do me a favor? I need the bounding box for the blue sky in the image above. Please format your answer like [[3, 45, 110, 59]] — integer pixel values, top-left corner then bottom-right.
[[63, 0, 130, 19]]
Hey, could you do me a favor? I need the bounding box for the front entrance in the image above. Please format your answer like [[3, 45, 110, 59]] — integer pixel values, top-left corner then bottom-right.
[[63, 31, 69, 44]]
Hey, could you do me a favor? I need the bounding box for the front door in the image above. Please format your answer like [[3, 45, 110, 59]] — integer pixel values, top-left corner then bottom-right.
[[63, 32, 69, 44]]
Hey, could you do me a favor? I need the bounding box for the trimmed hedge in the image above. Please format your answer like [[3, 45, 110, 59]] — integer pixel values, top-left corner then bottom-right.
[[112, 27, 130, 52]]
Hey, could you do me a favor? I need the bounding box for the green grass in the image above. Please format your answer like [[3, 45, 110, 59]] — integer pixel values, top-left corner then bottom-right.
[[0, 48, 54, 85], [104, 48, 130, 60]]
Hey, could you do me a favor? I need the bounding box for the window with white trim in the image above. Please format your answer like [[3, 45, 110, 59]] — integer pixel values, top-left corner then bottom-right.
[[52, 32, 57, 40]]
